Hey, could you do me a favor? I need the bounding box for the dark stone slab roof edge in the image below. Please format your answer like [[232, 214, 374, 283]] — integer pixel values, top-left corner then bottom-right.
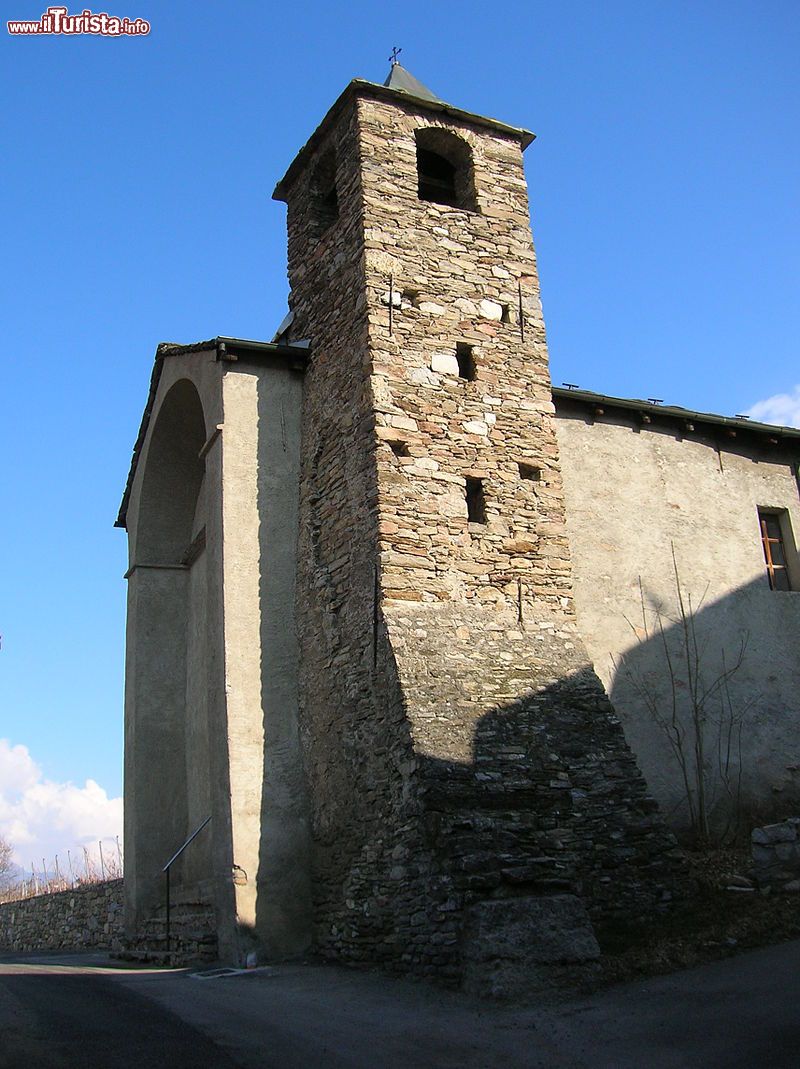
[[552, 386, 800, 442]]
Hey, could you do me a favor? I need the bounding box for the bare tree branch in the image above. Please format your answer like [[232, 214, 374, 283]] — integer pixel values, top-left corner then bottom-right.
[[614, 554, 754, 846]]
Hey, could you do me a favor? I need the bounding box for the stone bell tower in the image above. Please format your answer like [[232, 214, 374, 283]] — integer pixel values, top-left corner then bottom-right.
[[119, 63, 686, 985], [273, 65, 685, 988]]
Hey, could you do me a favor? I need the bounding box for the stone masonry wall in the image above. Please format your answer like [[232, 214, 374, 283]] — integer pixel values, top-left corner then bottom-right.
[[277, 83, 687, 985], [0, 879, 124, 954], [752, 818, 800, 890], [357, 93, 687, 958], [277, 92, 425, 973], [359, 97, 567, 612]]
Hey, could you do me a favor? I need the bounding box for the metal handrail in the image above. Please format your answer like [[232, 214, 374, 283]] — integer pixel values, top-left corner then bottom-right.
[[162, 815, 212, 955], [162, 815, 212, 872]]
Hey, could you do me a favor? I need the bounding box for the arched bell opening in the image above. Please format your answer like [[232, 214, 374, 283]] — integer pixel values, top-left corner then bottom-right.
[[415, 127, 478, 212]]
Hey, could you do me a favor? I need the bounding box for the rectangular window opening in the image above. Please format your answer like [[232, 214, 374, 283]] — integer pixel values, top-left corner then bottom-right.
[[388, 440, 410, 458], [759, 509, 794, 591], [518, 462, 541, 482], [456, 343, 476, 381], [500, 304, 511, 324], [465, 477, 487, 524]]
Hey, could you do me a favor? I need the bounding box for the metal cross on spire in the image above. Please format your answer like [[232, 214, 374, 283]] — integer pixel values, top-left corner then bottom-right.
[[388, 46, 402, 67]]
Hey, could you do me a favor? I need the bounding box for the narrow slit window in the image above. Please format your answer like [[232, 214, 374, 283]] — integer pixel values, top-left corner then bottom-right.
[[759, 510, 793, 591], [456, 343, 476, 381], [310, 149, 339, 234], [465, 478, 487, 524]]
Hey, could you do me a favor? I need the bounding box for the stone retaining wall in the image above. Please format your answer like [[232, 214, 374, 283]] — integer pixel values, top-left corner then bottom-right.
[[0, 879, 124, 953]]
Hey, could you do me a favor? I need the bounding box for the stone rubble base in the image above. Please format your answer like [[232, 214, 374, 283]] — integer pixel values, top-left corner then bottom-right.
[[752, 818, 800, 892]]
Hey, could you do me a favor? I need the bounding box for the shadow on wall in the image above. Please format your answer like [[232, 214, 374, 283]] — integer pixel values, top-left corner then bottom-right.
[[410, 665, 689, 990], [415, 663, 681, 919], [240, 373, 691, 972], [248, 558, 687, 978], [608, 572, 800, 843]]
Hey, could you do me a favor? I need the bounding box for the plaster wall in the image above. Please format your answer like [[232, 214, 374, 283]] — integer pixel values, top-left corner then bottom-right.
[[123, 565, 189, 915], [123, 344, 310, 962], [556, 407, 800, 829], [184, 528, 212, 887], [123, 351, 233, 944], [220, 362, 310, 959]]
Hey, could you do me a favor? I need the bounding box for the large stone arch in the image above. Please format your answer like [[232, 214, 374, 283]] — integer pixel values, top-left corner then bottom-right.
[[136, 378, 206, 563], [124, 377, 210, 931]]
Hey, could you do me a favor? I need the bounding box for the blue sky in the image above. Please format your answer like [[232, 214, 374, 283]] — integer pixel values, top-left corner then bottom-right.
[[1, 1, 798, 865]]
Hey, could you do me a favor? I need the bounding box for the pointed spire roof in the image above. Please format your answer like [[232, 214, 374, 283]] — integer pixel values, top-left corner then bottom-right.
[[383, 62, 442, 103]]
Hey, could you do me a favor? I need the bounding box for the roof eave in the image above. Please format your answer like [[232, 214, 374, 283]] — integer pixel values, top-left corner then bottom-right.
[[552, 387, 800, 442]]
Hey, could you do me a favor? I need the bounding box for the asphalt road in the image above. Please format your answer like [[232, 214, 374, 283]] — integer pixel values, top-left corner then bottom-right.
[[0, 960, 239, 1069], [2, 940, 800, 1068]]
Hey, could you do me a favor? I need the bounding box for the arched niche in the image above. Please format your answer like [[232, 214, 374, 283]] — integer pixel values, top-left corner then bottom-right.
[[125, 377, 209, 929], [136, 378, 207, 564]]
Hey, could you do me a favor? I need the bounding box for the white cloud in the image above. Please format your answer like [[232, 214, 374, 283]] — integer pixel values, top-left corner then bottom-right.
[[745, 385, 800, 429], [0, 739, 122, 877]]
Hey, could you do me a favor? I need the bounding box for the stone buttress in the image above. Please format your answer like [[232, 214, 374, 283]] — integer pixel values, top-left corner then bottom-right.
[[117, 338, 311, 966], [274, 70, 687, 988]]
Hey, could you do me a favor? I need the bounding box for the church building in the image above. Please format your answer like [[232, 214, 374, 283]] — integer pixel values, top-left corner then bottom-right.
[[116, 64, 800, 986]]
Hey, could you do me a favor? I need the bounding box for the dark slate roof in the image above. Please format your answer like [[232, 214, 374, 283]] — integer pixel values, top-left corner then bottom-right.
[[552, 387, 800, 443], [383, 63, 441, 103], [115, 337, 310, 530]]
